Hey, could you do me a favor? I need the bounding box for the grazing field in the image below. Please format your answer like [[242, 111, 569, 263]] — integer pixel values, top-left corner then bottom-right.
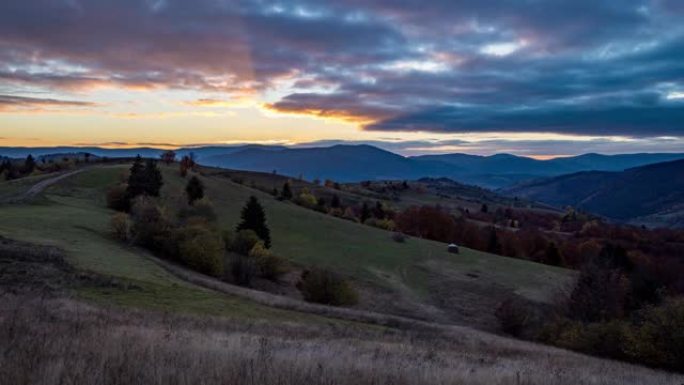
[[0, 164, 573, 326], [0, 164, 681, 384]]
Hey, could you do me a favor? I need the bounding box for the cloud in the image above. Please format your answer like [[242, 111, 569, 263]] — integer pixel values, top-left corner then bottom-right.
[[2, 0, 684, 140], [0, 94, 97, 112]]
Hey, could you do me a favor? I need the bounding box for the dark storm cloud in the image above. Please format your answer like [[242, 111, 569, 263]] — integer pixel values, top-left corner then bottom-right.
[[1, 0, 684, 137]]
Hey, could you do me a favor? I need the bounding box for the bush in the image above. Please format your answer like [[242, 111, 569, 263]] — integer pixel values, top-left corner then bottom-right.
[[296, 192, 318, 209], [249, 243, 288, 281], [625, 298, 684, 370], [391, 232, 407, 243], [229, 229, 262, 255], [110, 212, 131, 241], [106, 183, 130, 212], [177, 225, 224, 277], [229, 253, 256, 286], [129, 197, 170, 250], [366, 218, 396, 231], [297, 269, 358, 306], [178, 198, 217, 223], [495, 298, 530, 337]]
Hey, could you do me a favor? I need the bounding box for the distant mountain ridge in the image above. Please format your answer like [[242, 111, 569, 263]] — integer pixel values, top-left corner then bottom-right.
[[502, 159, 684, 228], [2, 144, 683, 189]]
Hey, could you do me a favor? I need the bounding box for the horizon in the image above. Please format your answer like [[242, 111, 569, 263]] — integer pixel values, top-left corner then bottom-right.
[[2, 1, 684, 157], [2, 141, 684, 160]]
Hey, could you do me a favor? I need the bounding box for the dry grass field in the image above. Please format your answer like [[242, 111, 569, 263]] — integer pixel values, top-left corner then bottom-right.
[[2, 294, 682, 385]]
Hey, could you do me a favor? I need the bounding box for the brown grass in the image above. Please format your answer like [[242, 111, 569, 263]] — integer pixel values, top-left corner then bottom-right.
[[1, 294, 681, 385]]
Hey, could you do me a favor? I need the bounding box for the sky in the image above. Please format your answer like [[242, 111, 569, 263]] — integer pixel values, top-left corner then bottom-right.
[[1, 0, 683, 157]]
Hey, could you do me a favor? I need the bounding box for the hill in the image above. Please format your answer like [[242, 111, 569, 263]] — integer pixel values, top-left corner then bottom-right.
[[3, 145, 683, 188], [3, 162, 684, 383], [201, 144, 456, 182], [502, 159, 684, 228], [0, 163, 573, 328]]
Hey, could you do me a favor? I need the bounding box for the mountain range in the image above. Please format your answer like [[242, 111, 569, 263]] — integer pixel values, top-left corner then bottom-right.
[[2, 144, 684, 189], [502, 159, 684, 228]]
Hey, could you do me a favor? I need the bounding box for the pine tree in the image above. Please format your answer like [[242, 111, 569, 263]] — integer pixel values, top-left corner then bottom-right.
[[143, 158, 163, 197], [280, 181, 293, 200], [126, 155, 147, 198], [487, 227, 501, 254], [185, 176, 204, 204], [360, 202, 371, 223], [545, 242, 562, 266], [236, 196, 271, 248], [331, 194, 341, 208], [24, 154, 36, 174]]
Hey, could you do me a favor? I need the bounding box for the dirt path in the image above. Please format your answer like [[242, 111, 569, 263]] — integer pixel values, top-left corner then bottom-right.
[[21, 169, 87, 199]]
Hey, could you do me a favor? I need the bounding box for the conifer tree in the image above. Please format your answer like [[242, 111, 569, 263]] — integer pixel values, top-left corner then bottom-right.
[[360, 202, 371, 223], [143, 158, 163, 197], [185, 176, 204, 204], [126, 155, 147, 198], [236, 196, 271, 248], [331, 194, 341, 208], [280, 181, 293, 200], [24, 154, 36, 174]]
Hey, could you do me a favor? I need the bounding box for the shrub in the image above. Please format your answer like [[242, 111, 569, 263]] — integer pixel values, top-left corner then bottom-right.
[[185, 176, 204, 204], [297, 269, 358, 306], [178, 198, 217, 223], [625, 298, 684, 370], [229, 254, 256, 286], [110, 212, 131, 241], [391, 232, 407, 243], [495, 298, 530, 337], [106, 183, 130, 212], [249, 243, 288, 281], [296, 192, 318, 209], [178, 225, 224, 277], [229, 229, 262, 256], [129, 197, 169, 250], [365, 218, 396, 231]]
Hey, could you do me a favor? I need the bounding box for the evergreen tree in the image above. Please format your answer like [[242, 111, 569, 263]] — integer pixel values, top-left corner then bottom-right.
[[545, 242, 562, 266], [374, 201, 385, 219], [331, 194, 341, 208], [280, 181, 293, 200], [143, 158, 163, 197], [126, 156, 163, 200], [126, 155, 147, 198], [236, 196, 271, 248], [487, 227, 501, 254], [185, 176, 204, 205], [24, 154, 36, 174], [360, 202, 371, 223]]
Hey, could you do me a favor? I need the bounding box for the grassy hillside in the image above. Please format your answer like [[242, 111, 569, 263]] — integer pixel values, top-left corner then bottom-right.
[[0, 164, 573, 327]]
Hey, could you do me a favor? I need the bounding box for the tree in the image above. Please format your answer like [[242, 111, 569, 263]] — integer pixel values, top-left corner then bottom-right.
[[126, 155, 147, 198], [236, 196, 271, 248], [179, 155, 195, 177], [360, 202, 371, 223], [331, 194, 341, 208], [545, 242, 563, 266], [143, 158, 163, 197], [160, 150, 176, 165], [185, 176, 204, 205], [24, 154, 36, 174], [481, 203, 489, 214], [280, 181, 293, 200], [126, 156, 163, 199], [487, 227, 502, 254]]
